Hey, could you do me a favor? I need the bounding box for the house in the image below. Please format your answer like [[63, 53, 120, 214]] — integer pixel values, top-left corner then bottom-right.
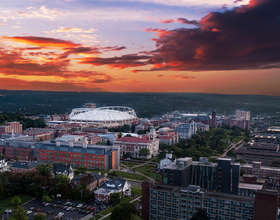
[[72, 172, 106, 192], [158, 154, 174, 170], [11, 160, 45, 173], [0, 159, 8, 172], [94, 177, 131, 202], [51, 164, 74, 180]]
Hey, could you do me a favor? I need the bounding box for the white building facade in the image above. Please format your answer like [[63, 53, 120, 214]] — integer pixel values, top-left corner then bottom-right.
[[113, 127, 159, 159], [174, 121, 197, 139]]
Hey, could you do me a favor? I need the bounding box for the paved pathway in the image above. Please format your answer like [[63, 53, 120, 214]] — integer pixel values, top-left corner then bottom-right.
[[211, 140, 243, 158], [120, 162, 156, 182], [98, 196, 142, 220]]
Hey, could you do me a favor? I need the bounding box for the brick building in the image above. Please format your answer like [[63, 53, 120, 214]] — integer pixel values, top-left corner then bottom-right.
[[235, 143, 280, 165], [241, 161, 280, 179], [36, 141, 120, 170], [72, 173, 106, 192], [0, 145, 35, 161], [0, 122, 22, 136]]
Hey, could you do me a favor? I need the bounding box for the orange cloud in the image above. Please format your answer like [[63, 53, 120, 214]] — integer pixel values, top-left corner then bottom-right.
[[157, 18, 175, 24], [169, 74, 195, 80], [2, 36, 80, 48]]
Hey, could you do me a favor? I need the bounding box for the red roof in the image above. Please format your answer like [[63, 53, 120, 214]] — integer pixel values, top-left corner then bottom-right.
[[116, 136, 150, 143], [159, 136, 172, 140]]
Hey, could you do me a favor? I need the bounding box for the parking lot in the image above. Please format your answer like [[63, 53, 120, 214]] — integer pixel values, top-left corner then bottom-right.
[[0, 198, 108, 220]]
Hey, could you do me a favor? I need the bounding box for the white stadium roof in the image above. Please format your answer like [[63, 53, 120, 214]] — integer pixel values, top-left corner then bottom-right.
[[69, 106, 138, 123]]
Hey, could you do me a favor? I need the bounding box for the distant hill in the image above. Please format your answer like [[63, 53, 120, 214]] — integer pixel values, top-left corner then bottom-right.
[[0, 90, 279, 118]]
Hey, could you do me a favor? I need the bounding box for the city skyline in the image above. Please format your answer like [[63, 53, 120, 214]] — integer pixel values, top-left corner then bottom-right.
[[0, 0, 279, 95]]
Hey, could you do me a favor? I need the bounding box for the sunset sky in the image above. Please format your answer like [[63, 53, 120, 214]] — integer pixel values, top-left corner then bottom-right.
[[0, 0, 279, 95]]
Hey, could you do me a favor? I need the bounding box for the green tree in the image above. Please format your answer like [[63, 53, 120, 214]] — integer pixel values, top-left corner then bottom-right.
[[9, 206, 28, 220], [118, 132, 122, 138], [108, 171, 118, 178], [139, 148, 150, 157], [240, 168, 246, 176], [121, 124, 130, 132], [110, 192, 121, 205], [42, 194, 50, 202], [131, 124, 135, 133], [10, 196, 21, 206], [235, 159, 245, 164], [36, 163, 53, 176], [123, 152, 131, 159], [54, 174, 70, 184], [14, 157, 19, 161], [107, 139, 111, 145], [129, 214, 141, 220], [79, 166, 89, 173], [74, 169, 81, 176], [137, 130, 145, 135], [190, 208, 210, 220], [110, 203, 138, 220], [96, 142, 105, 145], [33, 213, 47, 220]]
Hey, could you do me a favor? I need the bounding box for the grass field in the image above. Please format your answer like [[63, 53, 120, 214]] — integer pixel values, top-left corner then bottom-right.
[[113, 171, 149, 181], [0, 193, 35, 214], [88, 168, 111, 175], [133, 165, 162, 182], [121, 162, 139, 167], [131, 186, 142, 197]]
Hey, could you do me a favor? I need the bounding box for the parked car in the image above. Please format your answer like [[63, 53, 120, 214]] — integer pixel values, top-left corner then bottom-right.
[[41, 202, 46, 206], [47, 211, 53, 215], [99, 205, 104, 210], [90, 207, 95, 211], [52, 204, 57, 208], [63, 206, 68, 210], [78, 209, 83, 213], [70, 207, 75, 212], [94, 199, 100, 205], [29, 207, 35, 210], [102, 204, 106, 209], [139, 206, 142, 210], [86, 210, 91, 214], [44, 203, 50, 207], [76, 204, 83, 208], [58, 212, 64, 217], [86, 206, 91, 210], [26, 210, 32, 215], [66, 207, 72, 211], [55, 201, 61, 204], [36, 209, 42, 212]]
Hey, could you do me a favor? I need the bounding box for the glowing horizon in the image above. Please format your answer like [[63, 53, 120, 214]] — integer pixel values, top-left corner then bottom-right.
[[0, 0, 279, 96]]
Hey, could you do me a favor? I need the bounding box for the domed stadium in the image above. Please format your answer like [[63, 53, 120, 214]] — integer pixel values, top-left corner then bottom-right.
[[69, 106, 138, 125]]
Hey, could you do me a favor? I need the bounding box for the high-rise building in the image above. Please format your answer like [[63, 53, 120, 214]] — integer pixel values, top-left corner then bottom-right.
[[236, 110, 250, 121], [174, 121, 197, 139], [163, 157, 192, 187], [163, 157, 240, 194], [142, 181, 260, 220]]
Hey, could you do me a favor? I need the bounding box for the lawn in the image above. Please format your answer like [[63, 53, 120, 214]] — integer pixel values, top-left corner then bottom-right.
[[0, 193, 35, 214], [88, 168, 111, 175], [121, 162, 138, 167], [131, 186, 142, 197], [113, 171, 149, 181], [133, 165, 162, 182]]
